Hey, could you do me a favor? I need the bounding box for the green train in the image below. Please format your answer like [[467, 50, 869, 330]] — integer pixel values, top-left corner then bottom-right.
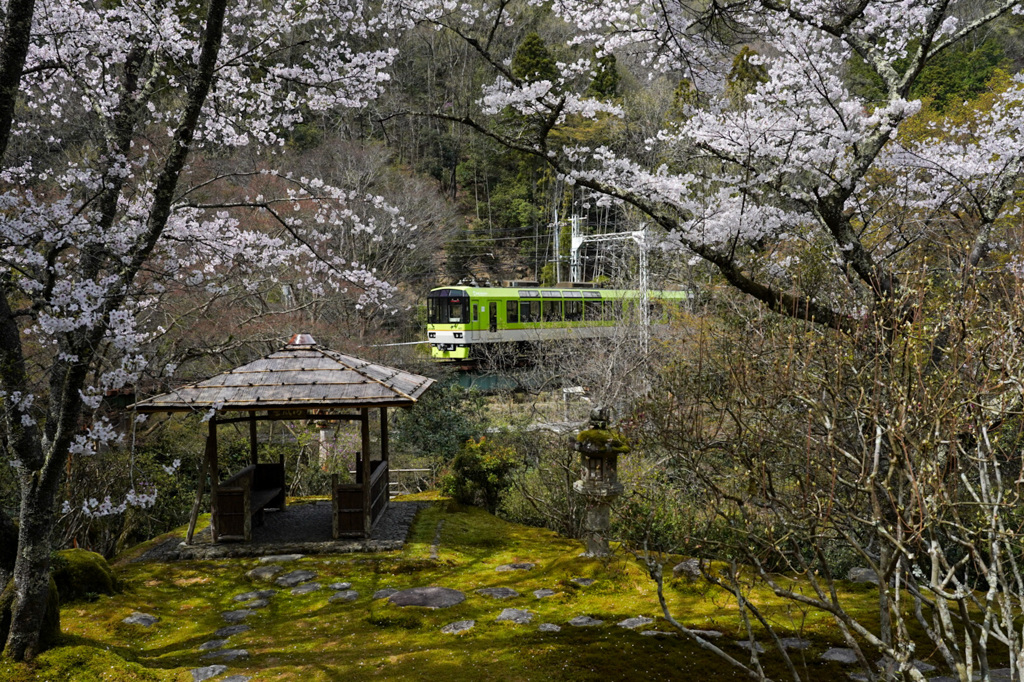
[[426, 285, 690, 361]]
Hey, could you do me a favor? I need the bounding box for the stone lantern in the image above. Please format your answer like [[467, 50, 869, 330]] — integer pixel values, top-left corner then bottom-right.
[[572, 407, 628, 557]]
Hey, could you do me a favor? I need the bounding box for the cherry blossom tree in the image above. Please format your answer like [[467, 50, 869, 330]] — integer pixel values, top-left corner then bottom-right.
[[0, 0, 404, 659], [386, 0, 1024, 678], [390, 0, 1023, 333]]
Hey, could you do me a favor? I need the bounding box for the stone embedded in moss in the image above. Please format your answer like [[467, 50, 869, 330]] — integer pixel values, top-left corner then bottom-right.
[[575, 429, 631, 456], [52, 549, 118, 603]]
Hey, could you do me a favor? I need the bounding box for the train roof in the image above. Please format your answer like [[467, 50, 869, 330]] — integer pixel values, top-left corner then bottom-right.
[[428, 286, 690, 299]]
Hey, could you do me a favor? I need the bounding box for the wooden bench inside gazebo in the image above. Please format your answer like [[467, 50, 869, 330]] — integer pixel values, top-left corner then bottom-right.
[[131, 334, 434, 542]]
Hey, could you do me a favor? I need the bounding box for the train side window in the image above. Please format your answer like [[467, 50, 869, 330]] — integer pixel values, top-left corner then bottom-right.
[[585, 300, 601, 321], [520, 301, 537, 322], [473, 304, 479, 322], [565, 301, 582, 321], [507, 300, 519, 324]]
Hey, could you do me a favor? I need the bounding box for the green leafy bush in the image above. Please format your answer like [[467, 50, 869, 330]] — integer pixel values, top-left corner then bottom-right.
[[441, 437, 520, 514]]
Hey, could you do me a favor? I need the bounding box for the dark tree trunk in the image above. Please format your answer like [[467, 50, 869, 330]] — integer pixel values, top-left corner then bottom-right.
[[0, 509, 16, 587], [0, 0, 36, 163], [4, 469, 61, 660], [1, 0, 227, 659]]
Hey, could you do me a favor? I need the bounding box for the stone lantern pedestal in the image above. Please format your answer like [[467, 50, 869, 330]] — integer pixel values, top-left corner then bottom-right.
[[572, 408, 628, 557]]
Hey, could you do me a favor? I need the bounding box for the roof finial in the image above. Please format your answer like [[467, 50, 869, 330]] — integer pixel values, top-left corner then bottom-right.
[[287, 333, 317, 347]]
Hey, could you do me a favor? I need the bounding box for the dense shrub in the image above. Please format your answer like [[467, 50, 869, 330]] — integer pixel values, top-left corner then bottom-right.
[[441, 437, 519, 514], [392, 382, 488, 476]]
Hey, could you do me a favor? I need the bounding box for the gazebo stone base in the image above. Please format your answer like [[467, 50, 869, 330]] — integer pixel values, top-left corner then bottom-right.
[[133, 501, 426, 562]]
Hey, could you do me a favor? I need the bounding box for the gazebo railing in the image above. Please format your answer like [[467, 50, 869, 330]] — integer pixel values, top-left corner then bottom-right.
[[331, 459, 389, 538]]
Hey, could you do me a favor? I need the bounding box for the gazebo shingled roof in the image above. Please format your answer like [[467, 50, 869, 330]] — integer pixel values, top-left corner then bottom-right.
[[132, 334, 434, 413], [129, 334, 435, 544]]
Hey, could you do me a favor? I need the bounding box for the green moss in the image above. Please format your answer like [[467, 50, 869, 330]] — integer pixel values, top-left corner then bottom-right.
[[576, 429, 631, 455], [38, 498, 955, 681], [0, 644, 175, 681], [52, 549, 118, 603]]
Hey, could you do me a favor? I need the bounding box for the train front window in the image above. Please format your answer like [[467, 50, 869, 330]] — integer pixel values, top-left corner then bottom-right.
[[428, 295, 469, 324]]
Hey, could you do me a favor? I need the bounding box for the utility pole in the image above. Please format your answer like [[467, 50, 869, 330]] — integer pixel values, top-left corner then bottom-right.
[[569, 222, 651, 354], [552, 208, 561, 283]]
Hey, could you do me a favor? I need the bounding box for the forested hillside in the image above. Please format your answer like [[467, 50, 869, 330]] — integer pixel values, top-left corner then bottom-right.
[[3, 0, 1024, 678]]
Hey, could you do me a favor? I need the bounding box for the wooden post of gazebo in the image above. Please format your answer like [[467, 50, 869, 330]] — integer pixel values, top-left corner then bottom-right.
[[131, 334, 434, 543], [207, 418, 220, 542], [360, 407, 371, 535]]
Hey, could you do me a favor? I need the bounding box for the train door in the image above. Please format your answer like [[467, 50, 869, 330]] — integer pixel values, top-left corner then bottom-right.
[[489, 302, 497, 332]]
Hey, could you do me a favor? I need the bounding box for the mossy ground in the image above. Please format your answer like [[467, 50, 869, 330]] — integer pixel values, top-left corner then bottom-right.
[[2, 496, 943, 681]]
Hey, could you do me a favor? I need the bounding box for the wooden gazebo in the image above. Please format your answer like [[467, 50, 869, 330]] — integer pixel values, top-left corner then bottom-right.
[[131, 334, 434, 542]]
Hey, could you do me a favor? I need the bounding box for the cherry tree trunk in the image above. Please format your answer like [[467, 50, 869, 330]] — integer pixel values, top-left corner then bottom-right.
[[4, 466, 61, 659], [0, 509, 16, 588]]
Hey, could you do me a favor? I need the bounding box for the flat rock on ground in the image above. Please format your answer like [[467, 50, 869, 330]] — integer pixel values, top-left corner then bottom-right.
[[233, 590, 276, 602], [476, 587, 519, 599], [389, 587, 466, 608], [496, 608, 534, 625], [538, 623, 561, 632], [689, 629, 723, 639], [122, 612, 159, 627], [329, 582, 352, 590], [569, 615, 603, 627], [821, 648, 859, 665], [260, 554, 304, 563], [533, 589, 556, 599], [275, 569, 317, 588], [496, 563, 535, 572], [441, 620, 475, 634], [373, 588, 398, 600], [291, 582, 322, 596], [328, 590, 359, 603], [191, 665, 228, 682], [215, 624, 251, 638], [221, 609, 255, 623], [779, 638, 811, 651], [846, 567, 880, 584], [570, 578, 595, 587], [618, 616, 654, 629], [198, 639, 229, 651], [241, 598, 270, 609], [641, 630, 677, 637], [201, 649, 249, 663], [246, 565, 284, 582], [735, 641, 765, 653], [673, 559, 702, 579]]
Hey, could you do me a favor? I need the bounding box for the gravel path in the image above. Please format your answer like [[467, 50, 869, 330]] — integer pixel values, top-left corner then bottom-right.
[[134, 500, 427, 562]]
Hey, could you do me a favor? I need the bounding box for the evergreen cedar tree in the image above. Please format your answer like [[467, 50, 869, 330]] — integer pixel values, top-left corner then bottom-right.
[[2, 0, 1024, 665]]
